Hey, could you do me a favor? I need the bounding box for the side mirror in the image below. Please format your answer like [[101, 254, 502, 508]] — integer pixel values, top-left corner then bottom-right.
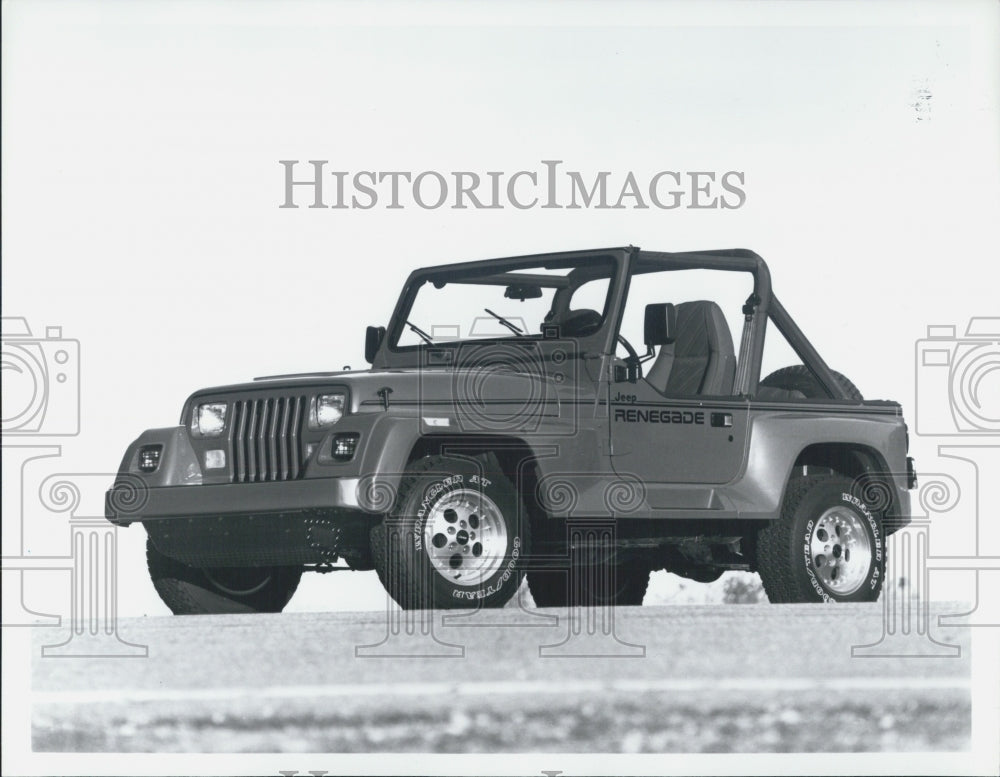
[[365, 326, 386, 364], [644, 303, 677, 347]]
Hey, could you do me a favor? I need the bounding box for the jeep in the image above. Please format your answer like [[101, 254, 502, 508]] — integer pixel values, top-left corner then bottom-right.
[[106, 247, 916, 613]]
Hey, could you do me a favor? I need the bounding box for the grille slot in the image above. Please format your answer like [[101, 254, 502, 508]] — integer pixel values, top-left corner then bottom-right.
[[231, 396, 305, 482]]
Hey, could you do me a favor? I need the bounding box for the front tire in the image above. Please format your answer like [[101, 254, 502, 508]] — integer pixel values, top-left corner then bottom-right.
[[757, 476, 885, 603], [370, 453, 529, 609], [146, 537, 302, 615]]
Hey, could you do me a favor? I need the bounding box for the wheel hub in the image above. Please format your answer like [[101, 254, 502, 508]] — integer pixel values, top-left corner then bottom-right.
[[809, 507, 872, 595], [423, 488, 507, 586]]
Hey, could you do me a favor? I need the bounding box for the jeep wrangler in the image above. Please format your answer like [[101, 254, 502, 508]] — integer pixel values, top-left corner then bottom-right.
[[106, 247, 916, 613]]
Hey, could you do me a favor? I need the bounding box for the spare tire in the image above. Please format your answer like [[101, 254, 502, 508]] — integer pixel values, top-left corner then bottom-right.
[[759, 365, 863, 401]]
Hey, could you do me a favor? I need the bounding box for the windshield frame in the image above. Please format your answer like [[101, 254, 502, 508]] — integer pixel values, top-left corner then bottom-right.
[[378, 247, 629, 366], [371, 246, 838, 400]]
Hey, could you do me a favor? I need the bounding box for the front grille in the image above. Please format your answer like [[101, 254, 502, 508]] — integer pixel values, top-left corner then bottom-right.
[[230, 396, 306, 483]]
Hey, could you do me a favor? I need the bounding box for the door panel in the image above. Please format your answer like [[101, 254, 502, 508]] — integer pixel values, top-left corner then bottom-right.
[[609, 379, 750, 487]]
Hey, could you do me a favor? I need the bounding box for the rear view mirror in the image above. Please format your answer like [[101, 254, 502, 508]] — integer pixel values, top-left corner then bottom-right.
[[644, 303, 677, 347], [365, 325, 386, 364], [504, 284, 543, 301]]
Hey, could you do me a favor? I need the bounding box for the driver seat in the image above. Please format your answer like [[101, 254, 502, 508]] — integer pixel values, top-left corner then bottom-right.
[[645, 300, 736, 395]]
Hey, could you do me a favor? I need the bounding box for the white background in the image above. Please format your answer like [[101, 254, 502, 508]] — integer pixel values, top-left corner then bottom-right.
[[3, 1, 999, 772], [5, 0, 999, 618]]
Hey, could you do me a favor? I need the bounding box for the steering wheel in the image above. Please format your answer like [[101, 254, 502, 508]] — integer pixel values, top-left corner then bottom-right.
[[616, 334, 642, 379]]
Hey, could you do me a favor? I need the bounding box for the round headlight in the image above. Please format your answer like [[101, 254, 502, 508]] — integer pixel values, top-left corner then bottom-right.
[[309, 393, 346, 429], [193, 402, 227, 436]]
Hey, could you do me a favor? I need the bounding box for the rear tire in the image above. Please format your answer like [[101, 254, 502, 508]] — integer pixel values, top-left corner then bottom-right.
[[527, 559, 650, 607], [757, 476, 885, 603], [146, 537, 302, 615]]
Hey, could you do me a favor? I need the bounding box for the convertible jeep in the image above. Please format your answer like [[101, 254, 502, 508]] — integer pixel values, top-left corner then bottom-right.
[[106, 247, 917, 613]]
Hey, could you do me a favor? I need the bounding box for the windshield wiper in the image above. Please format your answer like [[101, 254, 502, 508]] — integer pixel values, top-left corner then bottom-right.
[[483, 308, 524, 336], [405, 320, 434, 345]]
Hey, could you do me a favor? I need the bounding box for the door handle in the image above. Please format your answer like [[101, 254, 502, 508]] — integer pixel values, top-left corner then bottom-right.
[[711, 412, 733, 428]]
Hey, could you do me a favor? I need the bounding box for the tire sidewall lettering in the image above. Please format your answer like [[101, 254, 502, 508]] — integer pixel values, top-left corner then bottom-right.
[[403, 465, 521, 603], [451, 537, 520, 600], [412, 474, 465, 552], [802, 517, 831, 601], [840, 491, 883, 563], [840, 491, 883, 590]]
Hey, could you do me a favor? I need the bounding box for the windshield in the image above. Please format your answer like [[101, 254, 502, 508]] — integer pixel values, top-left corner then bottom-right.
[[392, 257, 616, 348]]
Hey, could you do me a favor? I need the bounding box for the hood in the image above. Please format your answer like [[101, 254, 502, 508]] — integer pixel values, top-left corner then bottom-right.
[[184, 362, 595, 417]]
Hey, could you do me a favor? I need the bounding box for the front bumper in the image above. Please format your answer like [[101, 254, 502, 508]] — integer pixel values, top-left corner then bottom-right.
[[105, 476, 379, 568], [105, 476, 366, 525], [103, 411, 411, 568]]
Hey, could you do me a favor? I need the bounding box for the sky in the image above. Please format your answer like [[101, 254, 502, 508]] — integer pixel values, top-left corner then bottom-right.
[[3, 0, 999, 620]]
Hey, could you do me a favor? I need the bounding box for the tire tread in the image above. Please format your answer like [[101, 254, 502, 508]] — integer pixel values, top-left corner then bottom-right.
[[757, 475, 828, 604], [757, 475, 885, 603]]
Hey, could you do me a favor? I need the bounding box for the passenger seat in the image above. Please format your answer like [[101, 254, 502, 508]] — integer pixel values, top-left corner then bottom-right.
[[645, 300, 737, 395]]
